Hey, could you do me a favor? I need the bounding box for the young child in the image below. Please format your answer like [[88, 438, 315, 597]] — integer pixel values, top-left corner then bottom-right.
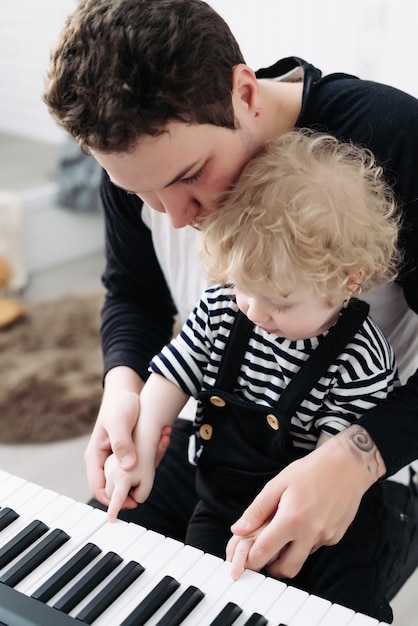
[[104, 130, 401, 618]]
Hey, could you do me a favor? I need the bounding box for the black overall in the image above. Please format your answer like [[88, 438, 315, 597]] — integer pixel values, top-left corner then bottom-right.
[[185, 300, 394, 622]]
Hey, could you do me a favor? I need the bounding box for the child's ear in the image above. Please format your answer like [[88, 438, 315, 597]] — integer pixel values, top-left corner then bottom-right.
[[345, 270, 365, 296]]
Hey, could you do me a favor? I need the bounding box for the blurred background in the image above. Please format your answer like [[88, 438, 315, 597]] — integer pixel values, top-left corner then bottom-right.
[[0, 1, 417, 623]]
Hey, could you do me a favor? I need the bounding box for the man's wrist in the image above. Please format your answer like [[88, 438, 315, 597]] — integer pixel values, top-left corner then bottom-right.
[[104, 365, 144, 395], [337, 425, 387, 488]]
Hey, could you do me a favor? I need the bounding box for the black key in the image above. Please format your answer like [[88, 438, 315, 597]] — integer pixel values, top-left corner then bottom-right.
[[32, 542, 102, 603], [75, 560, 145, 624], [53, 551, 122, 613], [0, 508, 19, 532], [209, 601, 243, 626], [0, 583, 76, 626], [120, 575, 180, 626], [0, 520, 49, 569], [155, 584, 205, 626], [0, 528, 70, 587], [242, 612, 268, 626]]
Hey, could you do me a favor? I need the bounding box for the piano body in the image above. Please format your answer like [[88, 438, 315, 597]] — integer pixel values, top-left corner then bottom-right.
[[0, 470, 390, 625]]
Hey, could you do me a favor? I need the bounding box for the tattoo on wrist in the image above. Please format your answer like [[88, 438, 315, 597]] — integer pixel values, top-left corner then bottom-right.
[[349, 426, 373, 452], [348, 426, 381, 477]]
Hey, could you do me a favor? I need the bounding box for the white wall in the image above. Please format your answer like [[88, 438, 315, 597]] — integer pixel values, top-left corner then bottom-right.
[[0, 0, 77, 144], [209, 0, 418, 96], [0, 0, 416, 145]]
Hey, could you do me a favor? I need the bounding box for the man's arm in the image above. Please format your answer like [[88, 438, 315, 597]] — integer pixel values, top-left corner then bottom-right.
[[100, 170, 177, 380], [358, 370, 418, 476], [230, 424, 385, 578], [85, 172, 177, 503]]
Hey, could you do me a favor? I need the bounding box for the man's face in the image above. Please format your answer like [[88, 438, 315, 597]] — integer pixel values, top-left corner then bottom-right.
[[91, 120, 261, 228]]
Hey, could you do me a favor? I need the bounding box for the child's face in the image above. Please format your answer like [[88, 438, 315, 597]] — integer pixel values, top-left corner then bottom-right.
[[235, 284, 343, 341]]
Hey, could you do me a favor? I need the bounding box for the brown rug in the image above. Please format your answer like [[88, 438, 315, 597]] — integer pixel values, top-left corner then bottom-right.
[[0, 292, 104, 443]]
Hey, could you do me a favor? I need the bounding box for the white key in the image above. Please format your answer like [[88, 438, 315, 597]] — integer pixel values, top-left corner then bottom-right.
[[141, 544, 207, 625], [0, 475, 28, 503], [63, 519, 147, 613], [17, 506, 107, 594], [7, 486, 61, 520], [190, 566, 267, 626], [0, 496, 96, 582], [180, 558, 239, 625], [75, 542, 204, 626], [2, 482, 44, 511], [233, 576, 288, 625], [0, 493, 76, 549], [52, 501, 103, 533], [48, 523, 158, 616], [288, 593, 331, 625], [46, 518, 148, 607], [0, 482, 46, 542], [348, 614, 380, 625], [317, 602, 355, 626], [265, 584, 309, 624], [27, 518, 154, 607], [0, 470, 13, 484], [145, 551, 226, 626], [95, 535, 190, 625]]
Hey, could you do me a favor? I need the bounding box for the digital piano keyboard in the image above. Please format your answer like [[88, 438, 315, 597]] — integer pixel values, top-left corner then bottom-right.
[[0, 470, 390, 626]]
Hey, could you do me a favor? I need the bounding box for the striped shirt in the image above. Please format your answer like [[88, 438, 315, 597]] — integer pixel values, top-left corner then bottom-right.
[[151, 285, 399, 453]]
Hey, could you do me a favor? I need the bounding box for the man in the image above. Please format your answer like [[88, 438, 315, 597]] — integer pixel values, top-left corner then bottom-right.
[[44, 0, 418, 618]]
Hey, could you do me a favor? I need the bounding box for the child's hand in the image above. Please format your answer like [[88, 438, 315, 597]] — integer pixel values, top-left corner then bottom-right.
[[226, 533, 254, 580], [104, 453, 136, 522], [226, 520, 274, 580], [104, 452, 155, 522]]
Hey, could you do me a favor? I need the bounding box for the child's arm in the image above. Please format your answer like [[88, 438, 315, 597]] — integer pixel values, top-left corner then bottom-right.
[[316, 431, 332, 447], [105, 373, 189, 521]]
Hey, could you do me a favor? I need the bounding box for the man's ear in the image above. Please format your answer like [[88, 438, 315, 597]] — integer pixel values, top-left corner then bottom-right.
[[231, 64, 261, 117]]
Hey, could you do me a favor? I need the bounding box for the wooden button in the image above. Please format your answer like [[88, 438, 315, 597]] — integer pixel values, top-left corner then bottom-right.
[[199, 424, 213, 440], [266, 414, 280, 430], [210, 395, 226, 408]]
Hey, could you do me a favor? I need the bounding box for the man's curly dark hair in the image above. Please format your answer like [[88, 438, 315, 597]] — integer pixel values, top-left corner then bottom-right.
[[44, 0, 246, 153]]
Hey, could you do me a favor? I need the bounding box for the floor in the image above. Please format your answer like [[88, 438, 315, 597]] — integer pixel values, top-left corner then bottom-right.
[[0, 133, 416, 624], [0, 251, 105, 504], [0, 132, 104, 505]]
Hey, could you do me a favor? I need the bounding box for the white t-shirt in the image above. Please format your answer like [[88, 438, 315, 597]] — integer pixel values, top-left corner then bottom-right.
[[142, 204, 208, 420]]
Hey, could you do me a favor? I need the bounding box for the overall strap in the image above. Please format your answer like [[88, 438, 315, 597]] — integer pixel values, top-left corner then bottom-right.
[[215, 310, 255, 391], [276, 298, 370, 416]]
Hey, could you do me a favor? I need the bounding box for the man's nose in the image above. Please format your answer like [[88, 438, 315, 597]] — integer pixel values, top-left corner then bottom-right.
[[158, 188, 202, 229]]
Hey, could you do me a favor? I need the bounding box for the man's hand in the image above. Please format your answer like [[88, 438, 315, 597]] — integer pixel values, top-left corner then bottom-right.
[[229, 426, 385, 579], [84, 367, 171, 508]]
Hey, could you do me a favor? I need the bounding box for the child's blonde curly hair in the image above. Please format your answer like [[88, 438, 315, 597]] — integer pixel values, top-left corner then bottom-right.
[[200, 129, 402, 305]]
